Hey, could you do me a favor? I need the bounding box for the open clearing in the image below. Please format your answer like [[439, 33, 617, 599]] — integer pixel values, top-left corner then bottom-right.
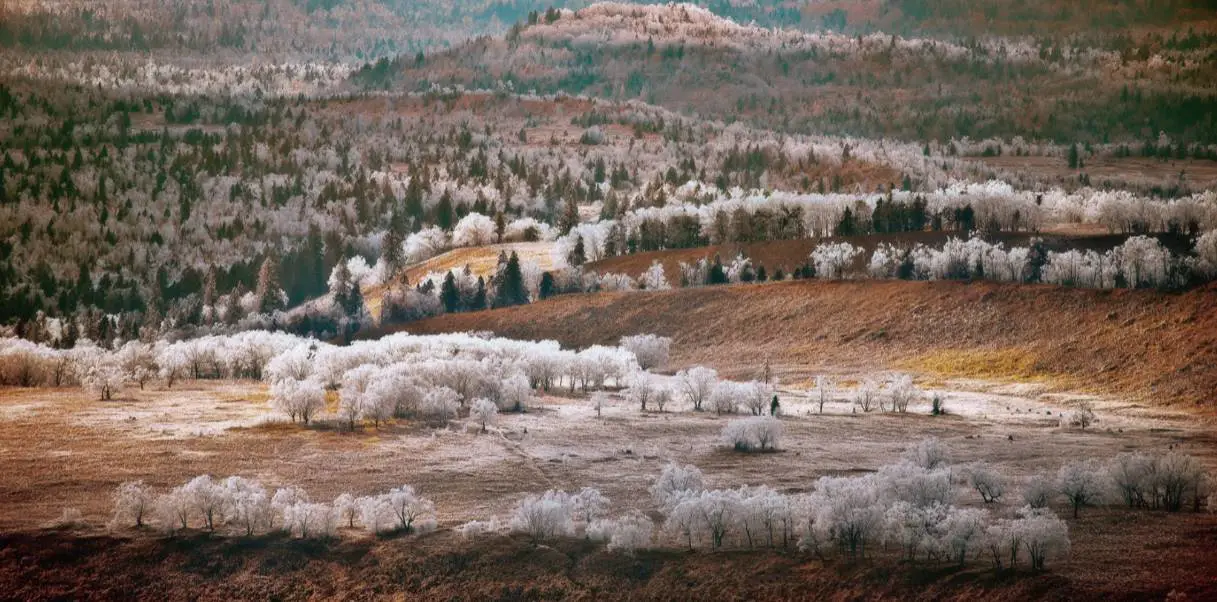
[[2, 359, 1216, 598]]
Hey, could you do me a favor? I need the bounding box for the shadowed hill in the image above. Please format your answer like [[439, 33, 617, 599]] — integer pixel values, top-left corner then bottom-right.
[[385, 278, 1217, 409]]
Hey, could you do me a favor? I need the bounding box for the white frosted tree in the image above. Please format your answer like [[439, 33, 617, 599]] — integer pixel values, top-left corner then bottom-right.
[[815, 375, 835, 413], [110, 481, 154, 529], [470, 397, 498, 433], [965, 462, 1007, 504], [619, 334, 671, 371], [811, 242, 862, 279], [511, 490, 576, 541], [642, 260, 671, 290], [677, 366, 717, 412], [721, 416, 783, 452], [270, 378, 326, 425], [1057, 459, 1107, 518], [650, 463, 705, 512]]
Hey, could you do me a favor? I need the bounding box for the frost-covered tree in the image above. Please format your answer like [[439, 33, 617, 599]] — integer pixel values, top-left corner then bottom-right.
[[332, 493, 358, 530], [810, 242, 862, 279], [110, 481, 154, 529], [384, 485, 436, 533], [451, 212, 498, 247], [619, 334, 671, 370], [650, 463, 705, 512], [852, 378, 880, 412], [511, 490, 576, 541], [270, 378, 326, 425], [676, 366, 717, 411], [888, 374, 919, 413], [81, 350, 124, 401], [904, 437, 949, 469], [965, 463, 1007, 504], [815, 375, 835, 413], [1015, 507, 1071, 571], [601, 511, 654, 555], [1063, 402, 1096, 429], [223, 477, 272, 536], [941, 507, 989, 566], [642, 260, 671, 290], [1196, 231, 1217, 277], [1057, 459, 1107, 518], [338, 364, 378, 431], [721, 416, 783, 452], [625, 371, 658, 411], [418, 387, 460, 422], [182, 475, 228, 531], [573, 487, 611, 526], [116, 341, 157, 390], [470, 397, 498, 433], [1022, 478, 1057, 509]]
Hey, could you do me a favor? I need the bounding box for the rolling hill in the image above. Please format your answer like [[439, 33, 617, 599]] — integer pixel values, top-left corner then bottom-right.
[[385, 277, 1217, 410]]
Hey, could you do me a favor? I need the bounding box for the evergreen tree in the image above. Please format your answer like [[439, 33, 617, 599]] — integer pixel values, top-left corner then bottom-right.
[[558, 197, 580, 233], [708, 255, 728, 285], [470, 277, 487, 311], [404, 176, 425, 225], [1068, 143, 1081, 169], [331, 263, 362, 321], [1025, 238, 1049, 283], [255, 256, 284, 314], [382, 210, 405, 276], [494, 211, 506, 242], [493, 252, 529, 308], [201, 266, 217, 324], [440, 271, 461, 312], [435, 189, 454, 229], [539, 272, 556, 299], [835, 208, 856, 237], [568, 235, 586, 267]]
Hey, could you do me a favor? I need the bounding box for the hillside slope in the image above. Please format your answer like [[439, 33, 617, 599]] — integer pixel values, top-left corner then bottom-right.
[[391, 279, 1217, 409]]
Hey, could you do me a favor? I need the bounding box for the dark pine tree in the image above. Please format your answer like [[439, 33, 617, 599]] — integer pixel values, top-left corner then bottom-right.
[[568, 235, 586, 267], [539, 272, 556, 299], [470, 277, 488, 311], [493, 252, 529, 308], [440, 272, 461, 312]]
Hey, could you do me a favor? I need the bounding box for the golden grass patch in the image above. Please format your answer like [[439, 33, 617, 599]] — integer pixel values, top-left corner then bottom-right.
[[904, 348, 1049, 382]]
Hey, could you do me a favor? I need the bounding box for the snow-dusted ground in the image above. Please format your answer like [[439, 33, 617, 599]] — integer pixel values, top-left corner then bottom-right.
[[0, 372, 1212, 530]]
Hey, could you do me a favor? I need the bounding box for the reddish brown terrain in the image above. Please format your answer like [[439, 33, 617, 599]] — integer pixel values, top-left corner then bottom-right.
[[398, 278, 1217, 410]]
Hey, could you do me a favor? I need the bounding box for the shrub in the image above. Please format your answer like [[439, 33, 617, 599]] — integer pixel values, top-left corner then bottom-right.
[[604, 512, 654, 555], [1022, 478, 1056, 509], [1062, 402, 1095, 429], [720, 416, 782, 452], [510, 490, 576, 541], [904, 437, 949, 469]]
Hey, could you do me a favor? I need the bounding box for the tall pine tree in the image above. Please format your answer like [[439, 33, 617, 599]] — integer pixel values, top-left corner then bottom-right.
[[493, 252, 529, 308]]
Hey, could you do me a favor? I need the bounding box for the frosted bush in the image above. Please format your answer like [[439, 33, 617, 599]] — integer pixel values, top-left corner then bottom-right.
[[720, 416, 782, 452]]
